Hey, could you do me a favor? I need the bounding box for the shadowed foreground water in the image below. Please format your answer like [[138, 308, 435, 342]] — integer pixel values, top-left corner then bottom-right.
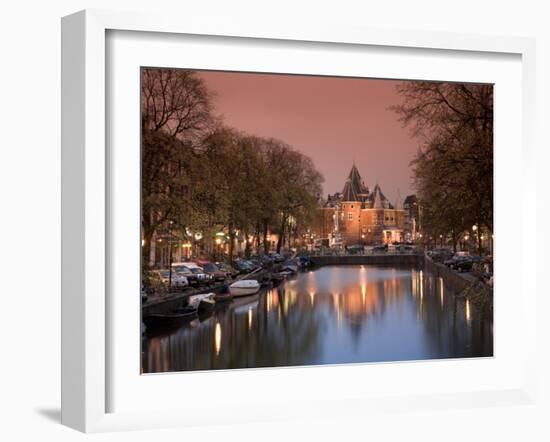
[[142, 265, 493, 373]]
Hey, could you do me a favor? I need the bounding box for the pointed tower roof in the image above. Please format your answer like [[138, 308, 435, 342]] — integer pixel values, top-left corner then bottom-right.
[[341, 164, 369, 202], [369, 183, 394, 209], [373, 186, 383, 208]]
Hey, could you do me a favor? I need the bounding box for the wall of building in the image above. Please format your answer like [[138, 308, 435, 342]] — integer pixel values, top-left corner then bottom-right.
[[315, 207, 336, 240]]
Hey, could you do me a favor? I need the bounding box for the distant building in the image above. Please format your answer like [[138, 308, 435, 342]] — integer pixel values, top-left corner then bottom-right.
[[314, 164, 415, 246]]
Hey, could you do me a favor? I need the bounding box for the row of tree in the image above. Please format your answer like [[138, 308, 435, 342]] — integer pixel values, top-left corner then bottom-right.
[[141, 68, 323, 267], [392, 82, 493, 252]]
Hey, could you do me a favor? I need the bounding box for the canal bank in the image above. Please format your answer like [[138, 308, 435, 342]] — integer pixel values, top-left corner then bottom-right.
[[423, 254, 475, 292], [143, 268, 272, 316]]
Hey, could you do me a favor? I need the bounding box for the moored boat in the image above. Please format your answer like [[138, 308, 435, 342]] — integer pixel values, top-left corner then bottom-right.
[[281, 260, 298, 274], [229, 279, 261, 297], [143, 305, 197, 330], [214, 291, 233, 302], [187, 292, 215, 307], [198, 297, 216, 314]]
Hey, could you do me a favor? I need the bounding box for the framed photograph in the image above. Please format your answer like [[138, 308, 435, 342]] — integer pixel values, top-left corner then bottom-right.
[[61, 9, 537, 432]]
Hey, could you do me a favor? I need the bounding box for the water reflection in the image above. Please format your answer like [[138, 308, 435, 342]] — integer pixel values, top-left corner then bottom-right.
[[142, 265, 493, 373]]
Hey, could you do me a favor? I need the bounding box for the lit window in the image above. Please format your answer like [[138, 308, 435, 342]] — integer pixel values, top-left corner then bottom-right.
[[348, 213, 353, 221]]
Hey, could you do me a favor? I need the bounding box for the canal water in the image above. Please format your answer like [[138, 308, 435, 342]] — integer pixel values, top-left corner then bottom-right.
[[142, 265, 493, 373]]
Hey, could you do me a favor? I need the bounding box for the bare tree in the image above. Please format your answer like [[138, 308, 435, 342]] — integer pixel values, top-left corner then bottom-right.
[[392, 82, 493, 246], [141, 69, 215, 267]]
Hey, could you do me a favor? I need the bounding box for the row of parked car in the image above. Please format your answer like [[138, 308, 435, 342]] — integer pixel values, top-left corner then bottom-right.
[[143, 252, 302, 295], [144, 261, 235, 294], [427, 248, 492, 276]]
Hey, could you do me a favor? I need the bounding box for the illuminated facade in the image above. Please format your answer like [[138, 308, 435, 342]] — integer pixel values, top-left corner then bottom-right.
[[315, 164, 414, 246]]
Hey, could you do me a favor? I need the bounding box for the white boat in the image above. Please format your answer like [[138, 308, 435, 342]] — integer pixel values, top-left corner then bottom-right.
[[187, 292, 215, 307], [229, 280, 261, 297]]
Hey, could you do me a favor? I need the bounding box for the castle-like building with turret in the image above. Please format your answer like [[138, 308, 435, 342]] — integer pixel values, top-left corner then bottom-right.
[[315, 164, 417, 247]]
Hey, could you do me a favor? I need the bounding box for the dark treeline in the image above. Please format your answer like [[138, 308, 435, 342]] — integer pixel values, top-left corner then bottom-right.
[[392, 82, 493, 252], [141, 68, 323, 267]]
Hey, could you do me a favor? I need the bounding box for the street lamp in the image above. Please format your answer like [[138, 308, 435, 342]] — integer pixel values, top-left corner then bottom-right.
[[168, 221, 174, 291], [472, 224, 481, 255]]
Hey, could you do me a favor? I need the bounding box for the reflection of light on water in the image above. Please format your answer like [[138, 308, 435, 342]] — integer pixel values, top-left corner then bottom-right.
[[419, 272, 424, 302], [361, 284, 366, 306], [267, 290, 272, 312], [248, 307, 253, 330], [309, 291, 315, 304], [439, 277, 444, 309], [466, 298, 471, 323], [419, 270, 424, 318], [332, 292, 342, 327], [215, 322, 222, 356], [289, 289, 297, 304]]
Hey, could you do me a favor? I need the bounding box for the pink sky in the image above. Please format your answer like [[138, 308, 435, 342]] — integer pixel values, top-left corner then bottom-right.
[[197, 71, 418, 204]]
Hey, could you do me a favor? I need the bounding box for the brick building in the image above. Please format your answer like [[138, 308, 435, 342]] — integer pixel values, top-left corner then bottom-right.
[[315, 164, 414, 247]]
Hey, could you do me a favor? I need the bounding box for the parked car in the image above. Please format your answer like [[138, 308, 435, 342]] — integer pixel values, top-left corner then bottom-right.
[[171, 263, 200, 286], [180, 262, 213, 284], [347, 244, 364, 255], [250, 255, 275, 268], [429, 248, 454, 263], [233, 259, 259, 274], [268, 252, 285, 263], [444, 254, 480, 272], [215, 262, 239, 278], [454, 256, 483, 273], [155, 269, 189, 289], [197, 261, 227, 282], [372, 244, 388, 253], [443, 255, 467, 268]]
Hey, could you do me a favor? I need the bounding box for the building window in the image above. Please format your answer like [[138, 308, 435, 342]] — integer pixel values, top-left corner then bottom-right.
[[348, 213, 353, 221]]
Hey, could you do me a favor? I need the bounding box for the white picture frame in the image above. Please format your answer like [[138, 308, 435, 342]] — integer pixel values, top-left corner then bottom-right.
[[61, 9, 537, 433]]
